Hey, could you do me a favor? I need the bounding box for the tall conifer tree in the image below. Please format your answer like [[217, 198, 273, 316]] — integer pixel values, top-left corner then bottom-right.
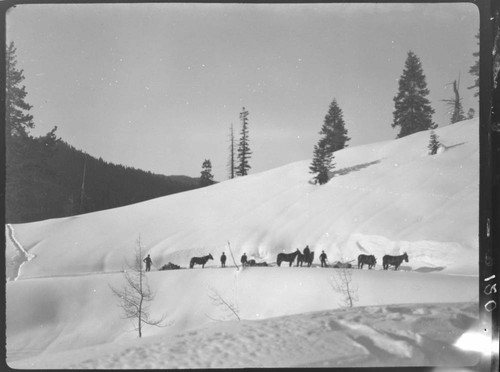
[[392, 51, 436, 138], [200, 159, 214, 186], [318, 99, 350, 153], [227, 123, 236, 179], [309, 98, 348, 185], [236, 107, 251, 176], [309, 143, 334, 185], [6, 41, 34, 137], [467, 33, 480, 99]]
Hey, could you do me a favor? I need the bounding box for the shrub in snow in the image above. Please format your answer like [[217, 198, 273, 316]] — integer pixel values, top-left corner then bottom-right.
[[428, 130, 441, 155]]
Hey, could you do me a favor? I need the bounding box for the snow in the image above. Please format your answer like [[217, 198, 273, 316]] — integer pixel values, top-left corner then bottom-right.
[[5, 119, 485, 368]]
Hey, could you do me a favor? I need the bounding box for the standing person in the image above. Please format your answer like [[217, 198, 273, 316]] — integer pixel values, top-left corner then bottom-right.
[[220, 252, 227, 268], [240, 253, 248, 267], [304, 245, 311, 258], [319, 250, 328, 267], [143, 254, 153, 272]]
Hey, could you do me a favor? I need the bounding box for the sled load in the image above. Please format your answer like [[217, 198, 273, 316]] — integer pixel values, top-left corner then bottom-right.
[[331, 261, 353, 269], [160, 262, 181, 270], [246, 259, 268, 267]]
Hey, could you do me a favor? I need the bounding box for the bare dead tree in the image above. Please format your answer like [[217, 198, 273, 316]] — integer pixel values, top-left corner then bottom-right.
[[110, 236, 168, 337], [442, 78, 467, 124], [329, 267, 359, 308], [207, 285, 240, 321]]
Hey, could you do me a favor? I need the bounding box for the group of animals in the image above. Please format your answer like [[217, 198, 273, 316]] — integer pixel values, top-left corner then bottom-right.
[[188, 249, 409, 271], [358, 252, 409, 271], [276, 246, 315, 267]]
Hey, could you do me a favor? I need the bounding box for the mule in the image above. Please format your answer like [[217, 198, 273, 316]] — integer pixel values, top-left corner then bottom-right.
[[297, 250, 315, 267], [382, 252, 408, 270], [277, 249, 300, 267], [358, 254, 377, 269], [189, 254, 213, 269]]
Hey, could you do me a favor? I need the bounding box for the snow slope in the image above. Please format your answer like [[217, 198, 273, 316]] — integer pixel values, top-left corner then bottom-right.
[[5, 119, 483, 368], [9, 119, 478, 278]]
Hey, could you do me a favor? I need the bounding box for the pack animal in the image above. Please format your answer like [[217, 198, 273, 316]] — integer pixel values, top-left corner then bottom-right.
[[382, 252, 408, 270], [357, 254, 377, 269], [277, 249, 300, 267], [297, 249, 315, 267], [189, 254, 214, 269]]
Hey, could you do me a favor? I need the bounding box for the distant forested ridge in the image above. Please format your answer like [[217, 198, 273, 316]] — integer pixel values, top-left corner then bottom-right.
[[5, 134, 204, 224]]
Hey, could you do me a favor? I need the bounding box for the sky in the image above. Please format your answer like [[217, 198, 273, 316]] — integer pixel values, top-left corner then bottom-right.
[[6, 2, 479, 180]]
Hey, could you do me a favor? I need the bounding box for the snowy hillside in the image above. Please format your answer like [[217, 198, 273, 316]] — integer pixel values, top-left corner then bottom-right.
[[8, 119, 478, 278], [5, 119, 484, 369]]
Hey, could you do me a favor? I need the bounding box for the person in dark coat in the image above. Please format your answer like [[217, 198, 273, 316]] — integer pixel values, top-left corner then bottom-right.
[[143, 254, 153, 272], [319, 250, 327, 267], [304, 245, 311, 259], [240, 253, 248, 267], [220, 252, 227, 268]]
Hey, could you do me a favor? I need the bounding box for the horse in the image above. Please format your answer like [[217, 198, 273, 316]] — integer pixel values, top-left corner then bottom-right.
[[297, 250, 315, 267], [277, 249, 300, 267], [357, 254, 377, 269], [382, 252, 408, 270], [189, 254, 213, 269]]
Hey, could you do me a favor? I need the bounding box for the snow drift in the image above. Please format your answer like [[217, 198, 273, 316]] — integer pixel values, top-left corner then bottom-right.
[[5, 119, 481, 368]]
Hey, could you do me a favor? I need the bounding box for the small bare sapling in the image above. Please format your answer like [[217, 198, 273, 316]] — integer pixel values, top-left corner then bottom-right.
[[207, 285, 240, 321], [110, 236, 168, 337], [329, 266, 359, 308]]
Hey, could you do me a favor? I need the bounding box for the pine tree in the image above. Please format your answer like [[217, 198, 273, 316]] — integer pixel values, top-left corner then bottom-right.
[[467, 33, 480, 99], [6, 42, 34, 137], [443, 79, 466, 124], [236, 107, 251, 176], [5, 41, 35, 222], [200, 159, 214, 186], [309, 143, 334, 185], [227, 123, 236, 179], [428, 130, 441, 155], [318, 99, 350, 153], [392, 51, 436, 138], [309, 98, 348, 185]]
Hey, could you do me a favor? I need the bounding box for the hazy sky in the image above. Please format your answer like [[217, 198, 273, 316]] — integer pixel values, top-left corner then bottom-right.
[[6, 2, 479, 180]]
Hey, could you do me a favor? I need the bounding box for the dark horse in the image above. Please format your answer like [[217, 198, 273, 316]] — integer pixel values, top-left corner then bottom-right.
[[358, 254, 377, 269], [297, 247, 315, 267], [382, 252, 408, 270], [277, 249, 300, 267], [190, 254, 213, 269]]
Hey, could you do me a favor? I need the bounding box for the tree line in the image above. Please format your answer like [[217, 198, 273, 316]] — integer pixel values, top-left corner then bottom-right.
[[5, 42, 203, 224], [309, 48, 483, 185], [200, 106, 252, 184], [6, 24, 495, 221]]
